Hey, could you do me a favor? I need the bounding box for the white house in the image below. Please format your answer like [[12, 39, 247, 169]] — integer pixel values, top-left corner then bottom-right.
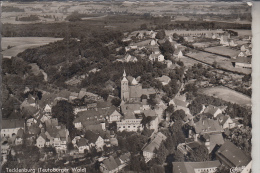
[[36, 133, 48, 148], [108, 110, 122, 123], [150, 40, 157, 46], [44, 104, 52, 113], [157, 54, 165, 62]]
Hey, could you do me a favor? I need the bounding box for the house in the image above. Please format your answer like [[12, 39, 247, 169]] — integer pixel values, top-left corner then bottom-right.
[[142, 132, 167, 162], [15, 129, 24, 145], [152, 47, 161, 54], [1, 119, 25, 138], [238, 51, 247, 57], [165, 60, 173, 68], [184, 36, 194, 42], [100, 153, 130, 173], [169, 98, 192, 120], [26, 117, 38, 127], [45, 125, 69, 151], [77, 138, 89, 153], [44, 104, 52, 113], [191, 117, 223, 141], [100, 156, 120, 173], [117, 112, 143, 132], [172, 161, 221, 173], [216, 141, 251, 168], [203, 105, 222, 118], [85, 130, 104, 151], [124, 54, 138, 63], [107, 109, 122, 123], [241, 45, 246, 52], [150, 39, 157, 46], [36, 132, 48, 148], [231, 56, 252, 69], [216, 114, 235, 129], [143, 109, 159, 130], [177, 139, 201, 155], [149, 54, 164, 62], [156, 75, 171, 86], [73, 108, 107, 130], [174, 49, 183, 59], [229, 40, 237, 47], [74, 106, 89, 114], [220, 35, 230, 46], [28, 123, 41, 135], [200, 133, 224, 153]]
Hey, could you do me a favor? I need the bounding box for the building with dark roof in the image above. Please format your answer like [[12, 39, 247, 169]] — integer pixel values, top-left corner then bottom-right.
[[1, 119, 25, 138], [142, 132, 167, 162], [172, 161, 221, 173], [216, 141, 251, 168], [100, 153, 131, 173]]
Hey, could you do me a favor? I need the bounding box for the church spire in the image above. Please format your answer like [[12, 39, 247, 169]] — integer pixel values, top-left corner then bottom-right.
[[123, 69, 126, 77]]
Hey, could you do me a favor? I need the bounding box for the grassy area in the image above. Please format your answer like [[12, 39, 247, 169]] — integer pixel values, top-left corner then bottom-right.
[[204, 46, 239, 58], [199, 86, 251, 106], [186, 50, 251, 74], [2, 37, 63, 57]]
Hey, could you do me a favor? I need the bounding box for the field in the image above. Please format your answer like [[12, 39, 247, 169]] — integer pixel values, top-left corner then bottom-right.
[[2, 37, 63, 58], [204, 46, 239, 58], [186, 50, 251, 74], [229, 29, 252, 36], [199, 86, 251, 106]]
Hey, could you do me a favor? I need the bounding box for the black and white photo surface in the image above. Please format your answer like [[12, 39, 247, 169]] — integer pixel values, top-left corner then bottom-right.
[[1, 1, 256, 173]]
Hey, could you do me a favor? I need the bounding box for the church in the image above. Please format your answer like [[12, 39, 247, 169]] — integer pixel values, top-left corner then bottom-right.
[[121, 70, 156, 103]]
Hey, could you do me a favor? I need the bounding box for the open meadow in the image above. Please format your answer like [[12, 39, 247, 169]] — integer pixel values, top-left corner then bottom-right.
[[2, 37, 63, 58], [199, 86, 251, 106]]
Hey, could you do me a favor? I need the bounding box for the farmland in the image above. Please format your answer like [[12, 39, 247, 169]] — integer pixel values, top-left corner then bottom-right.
[[199, 86, 251, 106], [2, 37, 63, 58], [204, 46, 239, 58], [185, 50, 251, 74]]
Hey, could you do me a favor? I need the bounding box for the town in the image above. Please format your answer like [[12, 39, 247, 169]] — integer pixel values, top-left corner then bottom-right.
[[1, 1, 252, 173]]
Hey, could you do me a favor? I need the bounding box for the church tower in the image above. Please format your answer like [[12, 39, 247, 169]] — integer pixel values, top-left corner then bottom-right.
[[121, 70, 129, 102]]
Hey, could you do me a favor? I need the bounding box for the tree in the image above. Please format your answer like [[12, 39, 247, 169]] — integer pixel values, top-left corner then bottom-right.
[[173, 150, 185, 162], [171, 110, 186, 121], [128, 155, 148, 172], [111, 97, 121, 107], [187, 145, 209, 162], [170, 120, 185, 144], [242, 74, 251, 82], [149, 165, 164, 173], [147, 94, 157, 108], [155, 143, 168, 164], [155, 30, 166, 39], [164, 136, 176, 153], [52, 100, 74, 133], [165, 104, 175, 115], [140, 23, 148, 30], [177, 36, 185, 43], [108, 122, 117, 132], [159, 40, 174, 56], [162, 95, 170, 104], [141, 116, 153, 128]]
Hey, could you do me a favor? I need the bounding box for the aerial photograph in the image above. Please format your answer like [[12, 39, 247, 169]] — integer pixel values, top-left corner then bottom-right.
[[1, 1, 253, 173]]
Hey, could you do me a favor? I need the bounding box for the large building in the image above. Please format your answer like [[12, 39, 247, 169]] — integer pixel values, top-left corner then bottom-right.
[[1, 119, 25, 138], [172, 161, 221, 173], [216, 141, 251, 168], [121, 70, 156, 102]]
